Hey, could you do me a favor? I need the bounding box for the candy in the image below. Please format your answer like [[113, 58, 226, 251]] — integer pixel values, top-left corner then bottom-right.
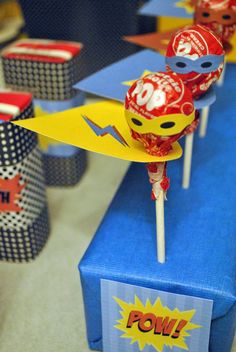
[[166, 24, 225, 98], [125, 71, 196, 156], [195, 0, 236, 50]]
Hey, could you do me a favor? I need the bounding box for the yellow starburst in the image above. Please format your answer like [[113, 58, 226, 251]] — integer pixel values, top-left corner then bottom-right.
[[122, 70, 153, 87], [175, 0, 194, 14], [114, 295, 201, 352]]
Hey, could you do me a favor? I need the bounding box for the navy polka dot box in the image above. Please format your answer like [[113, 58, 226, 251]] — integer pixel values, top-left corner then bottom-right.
[[2, 39, 83, 100], [1, 39, 87, 187], [0, 92, 50, 262]]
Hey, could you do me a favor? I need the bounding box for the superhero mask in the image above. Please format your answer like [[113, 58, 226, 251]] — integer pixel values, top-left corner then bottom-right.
[[125, 72, 196, 156], [194, 0, 236, 47], [166, 24, 225, 98]]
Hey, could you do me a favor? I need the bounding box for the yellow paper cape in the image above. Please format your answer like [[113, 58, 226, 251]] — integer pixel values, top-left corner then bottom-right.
[[13, 100, 182, 163]]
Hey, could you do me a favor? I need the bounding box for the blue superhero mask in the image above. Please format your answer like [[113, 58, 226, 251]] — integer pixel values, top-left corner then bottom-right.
[[166, 55, 224, 74]]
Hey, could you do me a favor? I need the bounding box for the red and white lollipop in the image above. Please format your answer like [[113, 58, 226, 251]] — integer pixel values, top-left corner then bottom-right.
[[125, 72, 196, 262], [195, 0, 236, 52]]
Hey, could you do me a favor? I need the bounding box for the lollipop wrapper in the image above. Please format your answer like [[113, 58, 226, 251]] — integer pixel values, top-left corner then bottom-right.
[[125, 72, 195, 156], [166, 25, 224, 98], [147, 162, 170, 200], [194, 0, 236, 43]]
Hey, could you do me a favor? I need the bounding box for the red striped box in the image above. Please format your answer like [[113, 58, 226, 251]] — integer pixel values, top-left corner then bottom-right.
[[2, 39, 83, 100]]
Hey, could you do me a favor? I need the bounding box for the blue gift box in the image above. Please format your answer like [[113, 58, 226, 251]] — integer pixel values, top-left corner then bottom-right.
[[79, 65, 236, 352]]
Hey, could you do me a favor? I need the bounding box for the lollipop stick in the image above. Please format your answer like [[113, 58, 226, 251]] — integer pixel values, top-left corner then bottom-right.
[[156, 190, 165, 263], [199, 106, 210, 138], [217, 63, 226, 87], [182, 133, 194, 189]]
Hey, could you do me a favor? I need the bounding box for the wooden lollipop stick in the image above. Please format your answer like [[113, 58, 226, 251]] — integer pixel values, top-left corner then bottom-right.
[[217, 63, 226, 87], [199, 106, 210, 138], [156, 190, 165, 263], [182, 133, 194, 189]]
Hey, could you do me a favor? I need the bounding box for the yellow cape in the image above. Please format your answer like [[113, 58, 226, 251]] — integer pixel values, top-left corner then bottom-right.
[[13, 100, 182, 163]]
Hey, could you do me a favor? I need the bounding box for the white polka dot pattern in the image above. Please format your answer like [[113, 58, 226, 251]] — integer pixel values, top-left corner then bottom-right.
[[0, 103, 37, 166], [43, 149, 87, 186], [0, 205, 50, 262], [0, 147, 47, 228], [2, 56, 80, 100]]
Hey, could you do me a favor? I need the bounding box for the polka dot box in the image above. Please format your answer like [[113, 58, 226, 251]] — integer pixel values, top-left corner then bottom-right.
[[0, 92, 50, 262], [1, 39, 87, 187]]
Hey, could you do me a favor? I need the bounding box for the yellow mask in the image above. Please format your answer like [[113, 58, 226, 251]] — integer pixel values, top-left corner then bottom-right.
[[125, 109, 195, 136]]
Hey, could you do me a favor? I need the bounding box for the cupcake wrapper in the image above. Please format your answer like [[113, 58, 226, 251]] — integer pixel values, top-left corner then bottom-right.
[[0, 205, 50, 262], [43, 148, 87, 187]]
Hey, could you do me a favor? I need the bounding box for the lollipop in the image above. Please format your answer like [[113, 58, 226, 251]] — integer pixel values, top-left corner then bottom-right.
[[125, 71, 196, 262], [194, 0, 236, 51], [166, 24, 224, 99], [125, 72, 196, 155], [166, 24, 225, 188]]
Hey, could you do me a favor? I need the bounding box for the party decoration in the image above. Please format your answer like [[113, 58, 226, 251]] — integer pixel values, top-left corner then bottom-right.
[[113, 294, 201, 351], [76, 48, 214, 192], [165, 24, 225, 188], [1, 39, 87, 187], [176, 0, 196, 13], [194, 0, 236, 51], [125, 72, 196, 155], [194, 0, 236, 87], [76, 48, 217, 112], [125, 72, 196, 262], [138, 0, 193, 18], [76, 50, 166, 102], [0, 91, 50, 262], [13, 100, 182, 163], [124, 30, 177, 54], [13, 78, 190, 263], [0, 175, 26, 213], [166, 24, 225, 98]]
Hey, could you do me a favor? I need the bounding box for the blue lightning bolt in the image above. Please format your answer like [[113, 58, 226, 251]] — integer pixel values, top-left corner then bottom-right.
[[82, 115, 129, 147]]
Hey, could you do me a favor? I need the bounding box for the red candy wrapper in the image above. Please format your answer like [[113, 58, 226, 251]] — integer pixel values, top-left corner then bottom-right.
[[125, 71, 196, 156], [166, 24, 224, 98], [147, 162, 170, 200], [195, 0, 236, 49], [125, 71, 196, 200]]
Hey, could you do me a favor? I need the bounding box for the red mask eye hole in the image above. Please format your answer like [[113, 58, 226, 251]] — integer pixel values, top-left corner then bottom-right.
[[202, 12, 210, 18]]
